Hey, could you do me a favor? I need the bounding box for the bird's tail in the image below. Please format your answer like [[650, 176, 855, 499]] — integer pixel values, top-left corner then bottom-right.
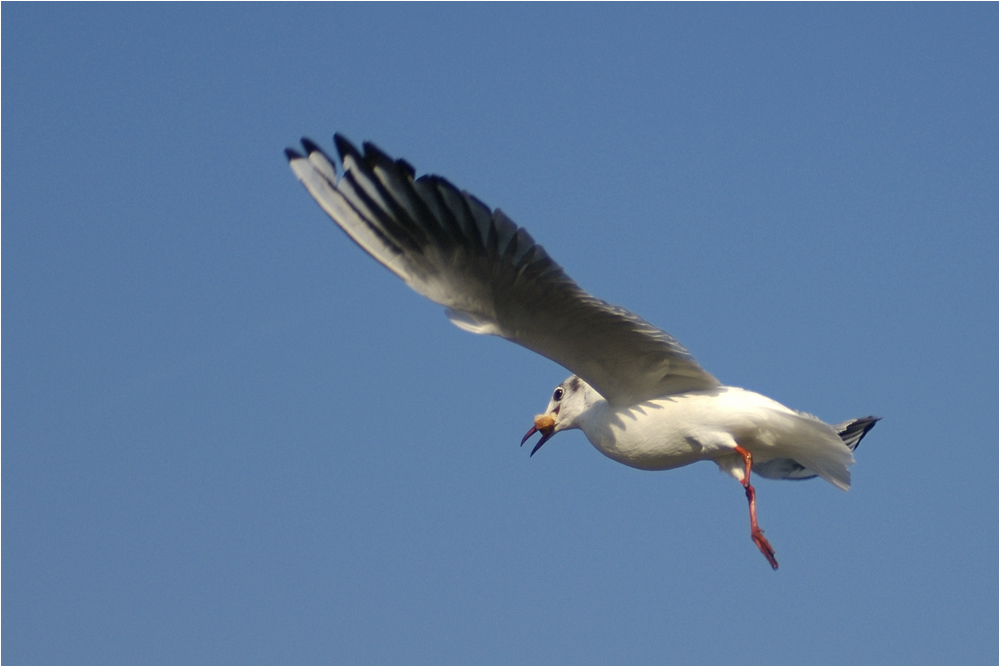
[[753, 415, 880, 484]]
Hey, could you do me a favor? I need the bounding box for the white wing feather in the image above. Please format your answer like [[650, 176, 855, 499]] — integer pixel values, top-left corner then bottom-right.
[[286, 135, 719, 406]]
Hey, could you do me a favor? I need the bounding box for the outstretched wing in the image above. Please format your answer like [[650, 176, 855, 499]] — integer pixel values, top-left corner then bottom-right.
[[286, 135, 719, 406]]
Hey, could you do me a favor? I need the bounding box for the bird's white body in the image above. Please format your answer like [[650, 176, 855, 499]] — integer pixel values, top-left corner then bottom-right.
[[544, 378, 853, 490]]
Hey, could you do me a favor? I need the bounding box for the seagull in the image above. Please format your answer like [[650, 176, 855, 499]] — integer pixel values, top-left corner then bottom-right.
[[285, 134, 879, 570]]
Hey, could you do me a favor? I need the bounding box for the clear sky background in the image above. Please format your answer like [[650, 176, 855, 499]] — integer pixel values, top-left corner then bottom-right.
[[3, 4, 996, 665]]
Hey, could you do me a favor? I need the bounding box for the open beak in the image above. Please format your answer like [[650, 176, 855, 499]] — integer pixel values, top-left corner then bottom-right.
[[520, 414, 557, 457]]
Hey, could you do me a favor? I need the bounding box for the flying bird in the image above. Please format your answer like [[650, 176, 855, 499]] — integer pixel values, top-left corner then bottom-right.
[[285, 134, 879, 570]]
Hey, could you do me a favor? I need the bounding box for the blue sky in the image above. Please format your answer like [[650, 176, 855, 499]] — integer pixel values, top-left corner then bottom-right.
[[3, 4, 996, 664]]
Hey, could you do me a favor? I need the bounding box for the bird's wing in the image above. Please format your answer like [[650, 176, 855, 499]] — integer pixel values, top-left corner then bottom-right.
[[286, 135, 719, 406]]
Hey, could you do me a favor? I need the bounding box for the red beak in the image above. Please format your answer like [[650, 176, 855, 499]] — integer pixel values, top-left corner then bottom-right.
[[520, 422, 555, 457]]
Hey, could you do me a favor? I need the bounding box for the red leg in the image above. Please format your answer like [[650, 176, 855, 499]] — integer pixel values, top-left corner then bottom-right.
[[733, 445, 779, 570]]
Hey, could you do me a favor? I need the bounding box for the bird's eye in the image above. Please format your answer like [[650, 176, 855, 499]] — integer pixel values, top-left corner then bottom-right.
[[553, 388, 564, 401]]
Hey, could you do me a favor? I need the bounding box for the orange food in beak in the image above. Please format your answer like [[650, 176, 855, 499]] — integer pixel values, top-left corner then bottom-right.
[[521, 413, 558, 456], [534, 413, 556, 433]]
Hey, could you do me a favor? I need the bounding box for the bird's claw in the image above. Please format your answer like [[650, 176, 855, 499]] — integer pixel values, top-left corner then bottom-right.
[[752, 529, 778, 570]]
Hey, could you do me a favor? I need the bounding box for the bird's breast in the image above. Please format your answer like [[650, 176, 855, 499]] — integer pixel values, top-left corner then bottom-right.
[[578, 394, 727, 471]]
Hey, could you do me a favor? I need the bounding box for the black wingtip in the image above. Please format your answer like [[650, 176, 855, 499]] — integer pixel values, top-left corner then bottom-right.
[[334, 133, 362, 163], [284, 147, 303, 161], [855, 415, 881, 431], [397, 158, 416, 179], [300, 137, 322, 155], [856, 416, 881, 438], [838, 416, 881, 453], [361, 140, 395, 170]]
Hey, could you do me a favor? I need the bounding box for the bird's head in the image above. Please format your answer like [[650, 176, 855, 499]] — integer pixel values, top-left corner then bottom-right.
[[520, 375, 600, 456]]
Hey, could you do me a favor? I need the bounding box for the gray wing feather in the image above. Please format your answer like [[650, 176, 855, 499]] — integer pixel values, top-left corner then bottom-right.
[[286, 135, 719, 406]]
